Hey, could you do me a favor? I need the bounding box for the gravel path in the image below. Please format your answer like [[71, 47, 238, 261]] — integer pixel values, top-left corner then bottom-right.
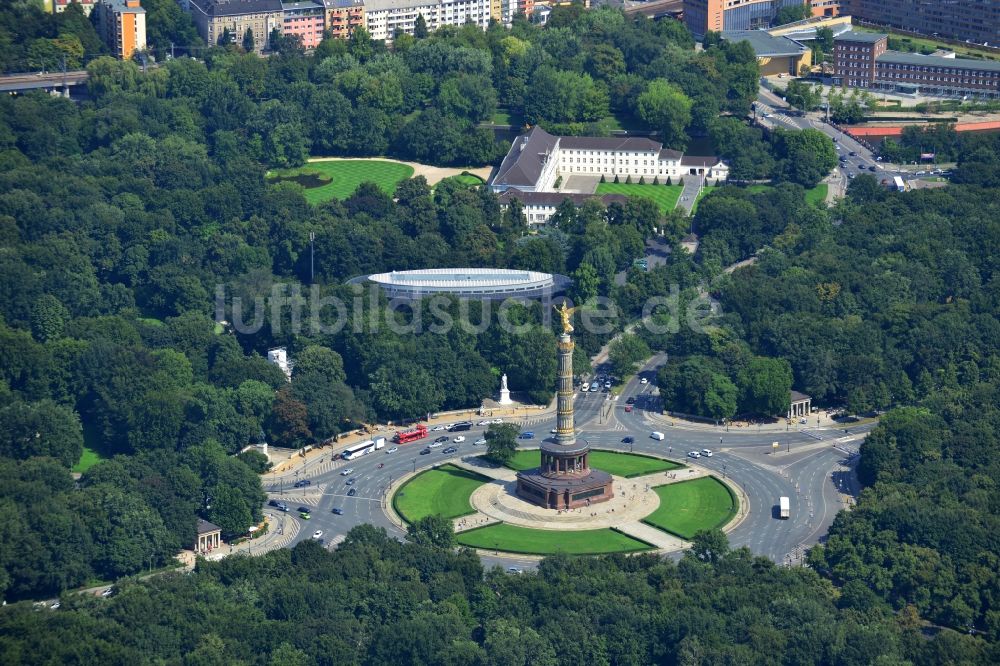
[[307, 156, 492, 186]]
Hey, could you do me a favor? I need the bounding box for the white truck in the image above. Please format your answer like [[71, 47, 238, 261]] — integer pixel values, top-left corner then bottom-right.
[[779, 496, 790, 519]]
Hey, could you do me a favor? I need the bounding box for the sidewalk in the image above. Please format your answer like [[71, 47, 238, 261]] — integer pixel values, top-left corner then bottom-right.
[[645, 409, 874, 434], [204, 510, 301, 560]]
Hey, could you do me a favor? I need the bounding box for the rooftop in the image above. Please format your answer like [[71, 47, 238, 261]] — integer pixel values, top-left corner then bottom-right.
[[497, 191, 629, 208], [492, 127, 559, 190], [368, 268, 554, 289], [188, 0, 283, 17], [835, 30, 887, 44], [877, 50, 1000, 73], [196, 519, 222, 535], [790, 390, 811, 403], [558, 135, 662, 152], [721, 30, 808, 58]]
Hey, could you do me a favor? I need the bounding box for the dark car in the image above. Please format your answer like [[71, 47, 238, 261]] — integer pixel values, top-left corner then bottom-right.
[[519, 432, 534, 439], [626, 397, 636, 404], [332, 507, 344, 515], [622, 436, 634, 444], [849, 151, 857, 156], [868, 165, 877, 172], [434, 436, 449, 443], [268, 499, 280, 507], [347, 488, 357, 497], [420, 448, 432, 455], [297, 506, 311, 514], [443, 446, 458, 454], [345, 478, 356, 485], [293, 479, 311, 488]]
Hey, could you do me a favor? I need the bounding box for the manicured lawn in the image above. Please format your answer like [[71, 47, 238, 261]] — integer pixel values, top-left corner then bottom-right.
[[268, 160, 414, 204], [643, 477, 737, 540], [503, 449, 682, 478], [689, 186, 712, 214], [72, 445, 104, 474], [393, 464, 489, 523], [805, 183, 828, 206], [455, 524, 653, 555], [595, 183, 683, 213], [438, 173, 484, 189]]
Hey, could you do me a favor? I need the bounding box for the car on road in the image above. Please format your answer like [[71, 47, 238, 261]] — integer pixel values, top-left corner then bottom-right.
[[506, 567, 522, 574], [476, 420, 491, 426], [434, 436, 449, 443], [332, 507, 343, 515], [299, 511, 311, 519], [519, 431, 534, 439], [626, 396, 636, 404], [340, 468, 354, 476], [849, 151, 857, 156], [431, 425, 447, 431], [640, 377, 648, 384], [453, 435, 466, 443], [347, 488, 357, 497], [50, 602, 60, 610], [293, 479, 311, 488], [312, 530, 323, 539], [101, 588, 115, 598], [429, 441, 444, 448], [386, 447, 398, 454], [492, 418, 503, 424], [701, 449, 713, 457], [868, 165, 877, 172], [268, 499, 280, 507], [622, 436, 634, 444], [277, 503, 288, 512], [688, 451, 701, 458], [345, 478, 356, 485], [420, 448, 431, 455], [624, 405, 633, 412], [474, 437, 487, 445], [443, 446, 458, 454]]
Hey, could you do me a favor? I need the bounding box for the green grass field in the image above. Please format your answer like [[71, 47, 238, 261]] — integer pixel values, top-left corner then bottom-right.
[[805, 183, 828, 206], [455, 524, 653, 555], [503, 449, 682, 477], [72, 445, 104, 474], [438, 173, 484, 189], [393, 464, 489, 523], [595, 183, 683, 213], [643, 477, 737, 540], [268, 160, 415, 204]]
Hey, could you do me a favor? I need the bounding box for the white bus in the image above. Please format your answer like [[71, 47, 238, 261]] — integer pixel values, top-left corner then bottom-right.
[[779, 496, 790, 519], [342, 437, 386, 461]]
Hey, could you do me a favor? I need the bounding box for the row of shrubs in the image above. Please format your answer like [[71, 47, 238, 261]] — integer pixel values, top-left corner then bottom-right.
[[600, 174, 684, 186]]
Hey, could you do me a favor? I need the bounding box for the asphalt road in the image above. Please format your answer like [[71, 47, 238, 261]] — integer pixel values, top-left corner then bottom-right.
[[271, 356, 866, 569]]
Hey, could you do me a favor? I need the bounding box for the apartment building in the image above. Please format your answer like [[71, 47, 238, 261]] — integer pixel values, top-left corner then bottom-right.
[[282, 0, 326, 49], [846, 0, 999, 47], [319, 0, 366, 40], [833, 30, 887, 88], [363, 0, 491, 41], [188, 0, 284, 53], [95, 0, 146, 60], [683, 0, 808, 37]]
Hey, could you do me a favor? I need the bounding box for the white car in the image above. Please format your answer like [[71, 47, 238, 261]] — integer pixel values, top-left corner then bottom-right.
[[640, 377, 648, 384], [550, 429, 558, 434], [474, 438, 487, 445], [688, 451, 701, 458], [492, 418, 503, 424], [386, 447, 398, 454], [453, 435, 466, 443], [428, 441, 444, 448], [431, 425, 447, 431], [340, 468, 354, 476], [476, 420, 491, 426], [701, 449, 713, 457], [312, 530, 323, 539]]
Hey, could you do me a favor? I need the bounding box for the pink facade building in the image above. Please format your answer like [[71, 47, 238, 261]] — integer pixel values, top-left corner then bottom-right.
[[282, 0, 326, 49]]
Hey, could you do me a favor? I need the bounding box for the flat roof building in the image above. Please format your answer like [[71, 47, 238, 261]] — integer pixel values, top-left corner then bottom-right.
[[683, 0, 807, 38], [845, 0, 1000, 48], [364, 268, 570, 300], [721, 30, 812, 76], [96, 0, 146, 60]]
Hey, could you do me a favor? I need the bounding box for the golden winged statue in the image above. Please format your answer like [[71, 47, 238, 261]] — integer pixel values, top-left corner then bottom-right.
[[554, 302, 577, 335]]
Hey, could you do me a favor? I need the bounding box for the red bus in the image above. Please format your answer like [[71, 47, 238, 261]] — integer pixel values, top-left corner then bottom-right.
[[394, 424, 428, 444]]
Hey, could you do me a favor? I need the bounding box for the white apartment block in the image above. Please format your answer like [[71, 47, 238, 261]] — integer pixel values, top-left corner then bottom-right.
[[364, 0, 491, 40]]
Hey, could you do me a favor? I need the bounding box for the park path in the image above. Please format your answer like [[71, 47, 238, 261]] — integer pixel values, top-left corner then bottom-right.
[[675, 174, 705, 214], [451, 458, 518, 482], [307, 156, 492, 186], [616, 521, 688, 550]]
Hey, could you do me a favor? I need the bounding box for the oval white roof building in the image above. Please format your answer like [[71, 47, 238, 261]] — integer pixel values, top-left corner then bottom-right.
[[363, 268, 570, 300]]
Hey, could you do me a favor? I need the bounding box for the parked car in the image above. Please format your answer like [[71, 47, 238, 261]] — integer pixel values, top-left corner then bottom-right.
[[347, 488, 357, 497], [340, 468, 354, 476], [332, 507, 344, 515], [101, 588, 115, 598]]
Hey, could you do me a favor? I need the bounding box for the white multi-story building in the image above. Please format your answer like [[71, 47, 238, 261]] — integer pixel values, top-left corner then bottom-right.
[[364, 0, 491, 40], [490, 127, 729, 224]]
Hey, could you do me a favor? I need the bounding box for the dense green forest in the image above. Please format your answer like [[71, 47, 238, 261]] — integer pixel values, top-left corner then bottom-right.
[[1, 2, 999, 661]]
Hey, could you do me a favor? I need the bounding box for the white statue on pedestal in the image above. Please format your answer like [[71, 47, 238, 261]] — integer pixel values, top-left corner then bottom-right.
[[499, 372, 513, 405]]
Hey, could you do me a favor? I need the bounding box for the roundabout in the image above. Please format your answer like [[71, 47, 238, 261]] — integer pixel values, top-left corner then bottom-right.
[[387, 449, 745, 557]]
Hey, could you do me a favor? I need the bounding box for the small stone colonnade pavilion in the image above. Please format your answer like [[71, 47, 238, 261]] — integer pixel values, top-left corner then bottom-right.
[[194, 519, 222, 555], [787, 390, 812, 419]]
